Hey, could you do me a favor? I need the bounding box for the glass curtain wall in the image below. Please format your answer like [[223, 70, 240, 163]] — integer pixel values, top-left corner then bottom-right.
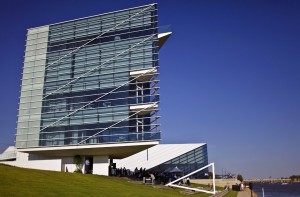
[[150, 145, 209, 178], [16, 4, 160, 148]]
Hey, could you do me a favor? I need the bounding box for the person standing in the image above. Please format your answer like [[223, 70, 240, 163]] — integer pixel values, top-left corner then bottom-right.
[[150, 173, 155, 185]]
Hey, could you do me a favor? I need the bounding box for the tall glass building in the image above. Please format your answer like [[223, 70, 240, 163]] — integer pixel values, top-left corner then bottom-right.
[[0, 4, 211, 179], [16, 4, 170, 151]]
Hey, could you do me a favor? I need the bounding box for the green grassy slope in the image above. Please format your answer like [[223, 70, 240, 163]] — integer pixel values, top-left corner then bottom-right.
[[0, 164, 237, 197], [0, 164, 210, 197]]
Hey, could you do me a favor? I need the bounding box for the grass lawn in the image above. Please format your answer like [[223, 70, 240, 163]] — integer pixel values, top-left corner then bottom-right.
[[0, 164, 213, 197], [190, 183, 237, 197]]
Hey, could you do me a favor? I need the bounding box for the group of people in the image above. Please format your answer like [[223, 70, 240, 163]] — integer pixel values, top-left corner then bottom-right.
[[111, 167, 134, 176], [143, 171, 188, 185], [110, 167, 148, 177], [110, 166, 190, 186], [110, 166, 195, 187]]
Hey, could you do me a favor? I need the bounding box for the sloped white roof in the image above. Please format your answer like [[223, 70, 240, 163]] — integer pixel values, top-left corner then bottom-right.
[[0, 146, 17, 161], [3, 146, 16, 153], [115, 143, 206, 171]]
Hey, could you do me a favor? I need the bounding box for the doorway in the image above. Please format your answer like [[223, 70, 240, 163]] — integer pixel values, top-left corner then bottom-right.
[[85, 156, 93, 174]]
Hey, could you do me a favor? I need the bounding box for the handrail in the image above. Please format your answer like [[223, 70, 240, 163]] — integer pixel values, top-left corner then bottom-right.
[[166, 163, 216, 195], [158, 25, 172, 34]]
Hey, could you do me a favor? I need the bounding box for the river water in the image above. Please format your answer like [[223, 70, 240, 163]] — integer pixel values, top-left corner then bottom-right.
[[252, 182, 300, 197]]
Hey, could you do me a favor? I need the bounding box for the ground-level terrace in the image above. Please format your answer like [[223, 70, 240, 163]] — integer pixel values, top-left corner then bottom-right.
[[0, 143, 208, 177]]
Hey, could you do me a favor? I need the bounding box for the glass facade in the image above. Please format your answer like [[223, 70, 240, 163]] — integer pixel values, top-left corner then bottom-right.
[[150, 144, 208, 178], [16, 4, 160, 148]]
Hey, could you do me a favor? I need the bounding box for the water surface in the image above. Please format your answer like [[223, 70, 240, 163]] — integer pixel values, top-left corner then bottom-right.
[[252, 182, 300, 197]]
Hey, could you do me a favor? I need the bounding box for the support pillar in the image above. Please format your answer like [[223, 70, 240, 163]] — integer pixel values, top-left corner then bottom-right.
[[93, 155, 109, 176]]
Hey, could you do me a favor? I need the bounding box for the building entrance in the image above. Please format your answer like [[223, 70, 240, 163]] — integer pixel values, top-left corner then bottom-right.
[[85, 156, 93, 174]]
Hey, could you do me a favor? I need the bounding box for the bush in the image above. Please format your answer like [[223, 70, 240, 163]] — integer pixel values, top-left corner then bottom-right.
[[73, 155, 83, 173]]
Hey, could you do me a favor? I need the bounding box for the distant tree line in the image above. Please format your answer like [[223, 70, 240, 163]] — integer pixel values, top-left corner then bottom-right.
[[290, 175, 300, 182]]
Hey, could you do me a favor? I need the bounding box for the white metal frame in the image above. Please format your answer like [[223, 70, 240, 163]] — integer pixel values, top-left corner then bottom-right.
[[27, 4, 156, 31], [42, 34, 156, 100], [39, 67, 157, 133], [77, 102, 157, 144], [43, 4, 155, 71], [166, 162, 216, 195]]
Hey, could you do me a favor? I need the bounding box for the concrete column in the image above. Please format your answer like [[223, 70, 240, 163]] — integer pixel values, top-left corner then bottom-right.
[[93, 155, 109, 176]]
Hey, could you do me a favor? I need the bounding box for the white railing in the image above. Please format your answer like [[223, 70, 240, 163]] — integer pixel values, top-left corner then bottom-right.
[[166, 162, 216, 195]]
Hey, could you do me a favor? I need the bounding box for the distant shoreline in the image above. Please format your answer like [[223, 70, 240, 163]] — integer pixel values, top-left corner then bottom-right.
[[244, 178, 295, 183]]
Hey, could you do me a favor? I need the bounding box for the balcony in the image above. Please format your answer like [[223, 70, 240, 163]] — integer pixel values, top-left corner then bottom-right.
[[158, 25, 172, 49]]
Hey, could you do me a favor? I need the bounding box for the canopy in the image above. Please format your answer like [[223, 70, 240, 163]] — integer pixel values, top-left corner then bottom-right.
[[169, 166, 183, 173]]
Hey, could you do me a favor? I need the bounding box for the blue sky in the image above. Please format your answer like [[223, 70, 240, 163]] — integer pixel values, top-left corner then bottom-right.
[[0, 0, 299, 179]]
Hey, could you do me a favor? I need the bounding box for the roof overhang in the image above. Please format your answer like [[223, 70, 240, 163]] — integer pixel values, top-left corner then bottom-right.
[[158, 32, 172, 50], [130, 103, 158, 115], [17, 141, 159, 159], [130, 68, 157, 81], [116, 143, 207, 170]]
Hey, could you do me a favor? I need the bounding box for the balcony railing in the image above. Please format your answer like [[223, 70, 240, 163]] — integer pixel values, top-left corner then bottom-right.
[[39, 131, 161, 147], [158, 25, 172, 34]]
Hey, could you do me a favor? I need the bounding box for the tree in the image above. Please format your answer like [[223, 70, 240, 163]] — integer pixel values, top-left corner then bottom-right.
[[237, 174, 244, 182], [290, 175, 300, 182], [73, 155, 83, 173]]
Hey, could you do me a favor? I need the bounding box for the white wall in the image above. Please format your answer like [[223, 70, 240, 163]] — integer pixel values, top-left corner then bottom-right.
[[1, 152, 61, 171], [61, 157, 78, 173], [1, 152, 111, 176], [93, 155, 109, 176], [16, 26, 49, 148]]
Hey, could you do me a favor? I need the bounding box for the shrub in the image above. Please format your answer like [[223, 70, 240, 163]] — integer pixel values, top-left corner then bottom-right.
[[73, 155, 83, 173]]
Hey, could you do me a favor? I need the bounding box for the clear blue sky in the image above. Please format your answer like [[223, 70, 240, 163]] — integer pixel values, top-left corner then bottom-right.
[[0, 0, 299, 179]]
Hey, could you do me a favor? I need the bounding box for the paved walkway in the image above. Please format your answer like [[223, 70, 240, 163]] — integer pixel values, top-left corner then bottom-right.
[[237, 190, 251, 197], [237, 188, 257, 197]]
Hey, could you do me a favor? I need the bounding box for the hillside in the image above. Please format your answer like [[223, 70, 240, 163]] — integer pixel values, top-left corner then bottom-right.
[[0, 164, 211, 197]]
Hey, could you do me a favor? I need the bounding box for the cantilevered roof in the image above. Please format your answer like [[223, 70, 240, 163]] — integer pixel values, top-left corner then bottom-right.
[[17, 141, 159, 159], [115, 143, 206, 170], [158, 32, 172, 50]]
